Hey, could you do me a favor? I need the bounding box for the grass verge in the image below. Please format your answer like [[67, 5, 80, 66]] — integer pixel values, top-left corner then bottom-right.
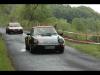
[[0, 34, 15, 71], [65, 40, 100, 58]]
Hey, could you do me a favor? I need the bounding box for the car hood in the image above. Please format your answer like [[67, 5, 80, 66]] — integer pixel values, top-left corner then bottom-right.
[[8, 27, 23, 29], [33, 35, 64, 45]]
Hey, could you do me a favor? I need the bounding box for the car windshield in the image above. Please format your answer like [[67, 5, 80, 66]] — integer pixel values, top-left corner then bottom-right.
[[34, 27, 57, 36], [9, 23, 21, 27]]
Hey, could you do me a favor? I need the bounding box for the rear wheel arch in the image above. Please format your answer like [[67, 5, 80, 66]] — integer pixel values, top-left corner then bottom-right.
[[25, 37, 28, 44]]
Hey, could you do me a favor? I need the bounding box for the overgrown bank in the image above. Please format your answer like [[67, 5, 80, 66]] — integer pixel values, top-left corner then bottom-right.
[[65, 40, 100, 58], [0, 34, 14, 71]]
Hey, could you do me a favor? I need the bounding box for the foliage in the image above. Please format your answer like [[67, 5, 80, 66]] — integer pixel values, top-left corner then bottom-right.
[[0, 4, 100, 35], [0, 34, 14, 70], [65, 41, 100, 58]]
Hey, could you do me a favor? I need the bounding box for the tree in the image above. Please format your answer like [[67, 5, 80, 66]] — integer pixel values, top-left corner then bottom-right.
[[19, 4, 53, 28], [72, 18, 89, 40], [0, 4, 14, 25]]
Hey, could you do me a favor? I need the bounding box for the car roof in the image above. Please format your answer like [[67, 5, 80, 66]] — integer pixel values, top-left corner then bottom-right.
[[32, 26, 54, 28], [8, 22, 21, 26], [9, 22, 20, 25]]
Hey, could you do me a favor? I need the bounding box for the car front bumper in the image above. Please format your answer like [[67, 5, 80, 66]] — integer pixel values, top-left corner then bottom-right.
[[7, 29, 23, 34], [32, 44, 64, 52]]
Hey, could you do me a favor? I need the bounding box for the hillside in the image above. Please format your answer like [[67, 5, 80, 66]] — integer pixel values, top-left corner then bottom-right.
[[0, 4, 100, 33]]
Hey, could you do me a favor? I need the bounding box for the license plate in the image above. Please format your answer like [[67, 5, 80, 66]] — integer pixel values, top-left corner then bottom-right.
[[45, 46, 55, 49]]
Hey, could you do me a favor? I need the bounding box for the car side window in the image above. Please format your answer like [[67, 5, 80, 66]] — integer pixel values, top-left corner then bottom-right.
[[30, 28, 34, 36]]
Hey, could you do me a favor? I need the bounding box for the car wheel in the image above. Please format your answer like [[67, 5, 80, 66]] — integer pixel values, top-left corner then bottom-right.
[[19, 32, 23, 34], [25, 44, 30, 51], [7, 31, 10, 34], [20, 31, 23, 34], [21, 32, 23, 34], [8, 31, 11, 34], [6, 30, 9, 34], [29, 44, 34, 53], [6, 31, 8, 34], [25, 39, 29, 50], [22, 31, 23, 34]]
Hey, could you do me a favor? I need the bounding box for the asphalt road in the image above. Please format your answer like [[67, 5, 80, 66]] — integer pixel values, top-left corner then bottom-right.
[[1, 28, 100, 71]]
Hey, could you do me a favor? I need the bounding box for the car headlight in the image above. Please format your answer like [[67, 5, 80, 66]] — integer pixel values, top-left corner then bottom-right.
[[34, 39, 38, 44], [58, 37, 64, 44]]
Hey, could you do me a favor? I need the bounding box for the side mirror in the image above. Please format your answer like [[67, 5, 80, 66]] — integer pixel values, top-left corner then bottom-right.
[[58, 32, 63, 36], [27, 33, 30, 35], [59, 33, 63, 36]]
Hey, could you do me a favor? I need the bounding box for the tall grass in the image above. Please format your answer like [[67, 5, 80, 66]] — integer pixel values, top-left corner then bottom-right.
[[0, 34, 14, 71]]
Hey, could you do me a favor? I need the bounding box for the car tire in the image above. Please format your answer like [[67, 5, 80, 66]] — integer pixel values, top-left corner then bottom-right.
[[25, 39, 29, 50], [6, 31, 8, 34], [6, 31, 10, 34], [20, 31, 23, 34], [29, 44, 34, 53], [21, 30, 23, 33], [22, 31, 23, 34], [25, 44, 30, 51], [6, 29, 8, 33]]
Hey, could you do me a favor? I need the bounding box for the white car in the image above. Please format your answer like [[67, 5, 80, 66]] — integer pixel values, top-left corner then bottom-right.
[[25, 26, 65, 53], [6, 22, 23, 34]]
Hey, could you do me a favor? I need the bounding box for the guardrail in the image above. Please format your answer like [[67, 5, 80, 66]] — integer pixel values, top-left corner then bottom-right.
[[63, 31, 100, 36], [64, 36, 100, 44], [62, 31, 100, 44]]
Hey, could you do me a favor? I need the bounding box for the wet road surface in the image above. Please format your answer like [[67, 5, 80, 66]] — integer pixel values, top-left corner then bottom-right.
[[1, 28, 100, 71]]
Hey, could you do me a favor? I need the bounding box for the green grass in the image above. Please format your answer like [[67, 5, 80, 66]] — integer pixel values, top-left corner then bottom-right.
[[0, 35, 15, 71], [65, 40, 100, 58]]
